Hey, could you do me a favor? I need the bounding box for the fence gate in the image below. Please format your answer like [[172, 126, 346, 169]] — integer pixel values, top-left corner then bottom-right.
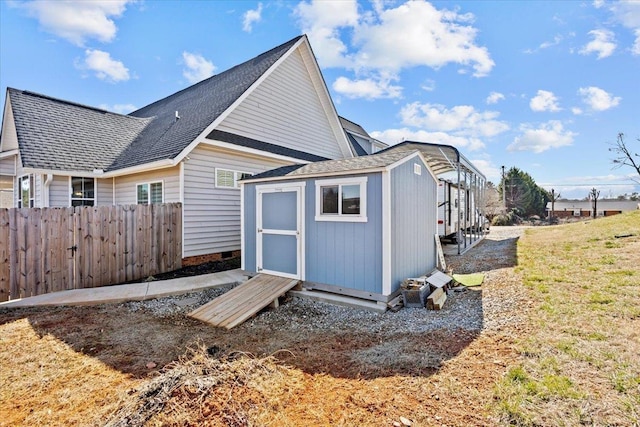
[[0, 203, 182, 302]]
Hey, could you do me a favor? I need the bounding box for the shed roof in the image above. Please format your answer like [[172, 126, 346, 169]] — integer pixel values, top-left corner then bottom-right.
[[244, 149, 421, 182]]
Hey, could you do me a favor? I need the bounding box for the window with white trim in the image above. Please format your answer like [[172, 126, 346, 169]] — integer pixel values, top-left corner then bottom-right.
[[18, 174, 34, 208], [215, 168, 252, 189], [315, 177, 367, 222], [70, 177, 95, 207], [137, 181, 163, 204]]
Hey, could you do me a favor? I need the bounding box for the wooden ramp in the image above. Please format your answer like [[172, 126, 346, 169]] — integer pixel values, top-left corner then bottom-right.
[[188, 274, 299, 329]]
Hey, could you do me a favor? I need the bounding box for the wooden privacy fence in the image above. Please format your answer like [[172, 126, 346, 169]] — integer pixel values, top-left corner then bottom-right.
[[0, 203, 182, 302]]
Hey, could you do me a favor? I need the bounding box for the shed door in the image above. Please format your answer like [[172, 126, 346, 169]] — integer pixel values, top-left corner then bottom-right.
[[257, 186, 303, 279]]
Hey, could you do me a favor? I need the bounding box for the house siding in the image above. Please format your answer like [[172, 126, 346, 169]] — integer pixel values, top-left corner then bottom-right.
[[305, 173, 383, 293], [49, 175, 69, 207], [0, 156, 16, 175], [216, 48, 345, 160], [0, 97, 19, 152], [113, 166, 181, 205], [183, 144, 290, 258], [390, 157, 438, 293]]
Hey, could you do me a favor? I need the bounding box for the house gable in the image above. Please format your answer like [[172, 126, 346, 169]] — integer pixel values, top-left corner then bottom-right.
[[214, 45, 350, 160], [0, 94, 19, 153]]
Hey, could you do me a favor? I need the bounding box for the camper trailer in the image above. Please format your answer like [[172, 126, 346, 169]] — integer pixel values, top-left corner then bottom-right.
[[437, 179, 488, 243]]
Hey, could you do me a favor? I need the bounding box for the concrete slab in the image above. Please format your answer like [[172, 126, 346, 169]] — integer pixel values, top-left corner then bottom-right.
[[288, 289, 387, 313], [0, 269, 247, 308]]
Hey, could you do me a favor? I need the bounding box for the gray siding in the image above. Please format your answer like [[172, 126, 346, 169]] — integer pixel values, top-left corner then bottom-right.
[[49, 175, 69, 207], [217, 48, 345, 160], [97, 178, 113, 205], [0, 156, 16, 175], [305, 173, 383, 293], [390, 157, 438, 293], [113, 166, 180, 205], [183, 144, 289, 257]]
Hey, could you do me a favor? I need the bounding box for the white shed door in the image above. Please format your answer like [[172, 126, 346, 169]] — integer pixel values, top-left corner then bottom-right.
[[256, 185, 304, 279]]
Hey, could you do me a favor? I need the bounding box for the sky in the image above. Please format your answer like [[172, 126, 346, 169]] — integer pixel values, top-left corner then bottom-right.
[[1, 0, 639, 200]]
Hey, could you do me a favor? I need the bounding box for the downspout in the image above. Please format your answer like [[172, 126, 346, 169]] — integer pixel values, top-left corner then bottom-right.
[[43, 173, 53, 207]]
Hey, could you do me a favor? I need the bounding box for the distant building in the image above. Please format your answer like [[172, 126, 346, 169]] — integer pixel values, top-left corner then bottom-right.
[[547, 199, 640, 218]]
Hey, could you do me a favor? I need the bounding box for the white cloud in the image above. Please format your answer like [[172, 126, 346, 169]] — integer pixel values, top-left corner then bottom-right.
[[370, 128, 486, 151], [634, 29, 640, 55], [468, 158, 502, 182], [507, 121, 576, 153], [294, 0, 359, 68], [530, 90, 561, 112], [97, 103, 137, 114], [580, 29, 616, 59], [578, 86, 621, 111], [400, 102, 509, 137], [16, 0, 132, 46], [295, 0, 494, 77], [80, 49, 130, 82], [242, 3, 263, 33], [421, 79, 436, 92], [182, 52, 216, 84], [352, 1, 494, 76], [332, 74, 402, 100], [572, 107, 584, 115], [486, 91, 505, 105]]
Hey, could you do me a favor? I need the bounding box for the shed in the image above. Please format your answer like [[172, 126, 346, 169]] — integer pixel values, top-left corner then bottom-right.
[[241, 149, 438, 304]]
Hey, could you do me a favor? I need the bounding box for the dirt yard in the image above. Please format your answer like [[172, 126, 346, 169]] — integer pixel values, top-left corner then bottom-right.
[[2, 227, 531, 426]]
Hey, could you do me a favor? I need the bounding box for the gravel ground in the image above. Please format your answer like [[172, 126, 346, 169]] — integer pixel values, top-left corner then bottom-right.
[[121, 226, 530, 337]]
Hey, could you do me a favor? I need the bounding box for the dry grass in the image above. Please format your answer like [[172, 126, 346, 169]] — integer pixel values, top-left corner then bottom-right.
[[1, 213, 638, 426], [494, 211, 640, 426]]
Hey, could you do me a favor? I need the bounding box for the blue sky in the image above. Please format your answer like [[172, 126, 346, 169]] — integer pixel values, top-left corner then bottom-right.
[[1, 0, 639, 199]]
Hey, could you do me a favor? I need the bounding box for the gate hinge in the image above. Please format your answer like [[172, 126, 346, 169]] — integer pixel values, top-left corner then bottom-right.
[[67, 245, 77, 255]]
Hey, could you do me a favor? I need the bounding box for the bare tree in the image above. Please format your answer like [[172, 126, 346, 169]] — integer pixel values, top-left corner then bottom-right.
[[549, 188, 561, 219], [588, 187, 600, 219], [609, 133, 640, 184]]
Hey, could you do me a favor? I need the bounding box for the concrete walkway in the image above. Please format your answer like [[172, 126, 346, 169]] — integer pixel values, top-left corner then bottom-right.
[[0, 269, 247, 309]]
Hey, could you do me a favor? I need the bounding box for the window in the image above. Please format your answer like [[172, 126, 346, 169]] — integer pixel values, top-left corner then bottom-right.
[[137, 181, 163, 204], [315, 177, 367, 222], [17, 175, 34, 208], [70, 177, 95, 206], [215, 168, 252, 189]]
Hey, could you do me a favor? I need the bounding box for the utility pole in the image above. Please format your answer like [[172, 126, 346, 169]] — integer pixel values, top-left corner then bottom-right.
[[550, 188, 561, 220], [589, 187, 600, 219]]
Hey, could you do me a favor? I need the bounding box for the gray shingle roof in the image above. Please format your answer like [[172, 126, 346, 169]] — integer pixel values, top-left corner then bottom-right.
[[7, 88, 151, 172], [112, 35, 303, 171], [207, 129, 328, 162], [5, 35, 304, 173], [247, 149, 418, 181]]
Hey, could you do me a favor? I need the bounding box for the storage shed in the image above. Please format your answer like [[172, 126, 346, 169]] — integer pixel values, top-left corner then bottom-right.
[[241, 149, 438, 304]]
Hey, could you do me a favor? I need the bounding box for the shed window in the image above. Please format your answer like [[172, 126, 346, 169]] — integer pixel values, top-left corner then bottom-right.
[[315, 177, 367, 222], [137, 181, 163, 204], [215, 168, 252, 189], [71, 177, 95, 206], [18, 175, 34, 208]]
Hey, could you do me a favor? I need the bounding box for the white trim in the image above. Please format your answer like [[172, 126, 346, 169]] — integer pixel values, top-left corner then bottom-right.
[[255, 182, 306, 280], [112, 177, 116, 206], [297, 38, 353, 159], [173, 38, 306, 166], [240, 182, 245, 271], [198, 138, 314, 165], [179, 161, 185, 259], [17, 174, 34, 208], [0, 149, 18, 159], [20, 159, 175, 179], [214, 167, 252, 189], [242, 167, 389, 185], [43, 173, 53, 207], [136, 180, 164, 204], [382, 170, 392, 295], [314, 176, 367, 222], [69, 176, 97, 207]]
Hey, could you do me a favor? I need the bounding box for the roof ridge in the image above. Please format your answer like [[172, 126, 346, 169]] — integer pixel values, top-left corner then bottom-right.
[[129, 35, 304, 116], [7, 87, 148, 120]]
